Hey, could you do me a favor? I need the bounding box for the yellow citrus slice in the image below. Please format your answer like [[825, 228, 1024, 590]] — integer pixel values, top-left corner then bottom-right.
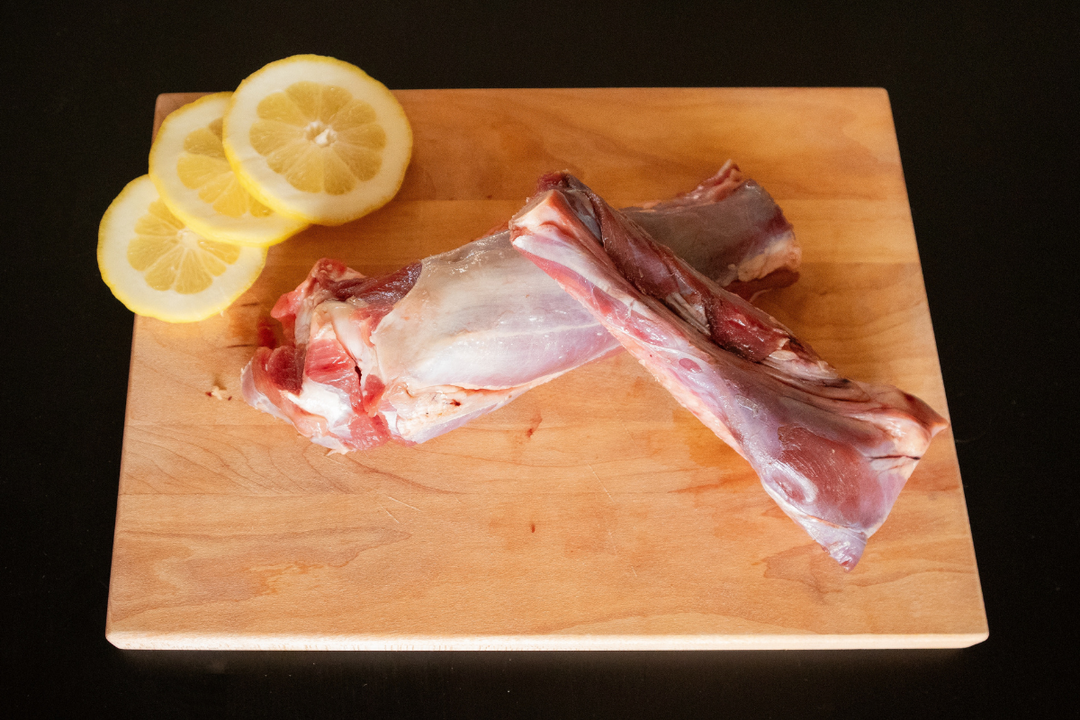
[[98, 176, 267, 322], [222, 55, 412, 226], [149, 92, 307, 247]]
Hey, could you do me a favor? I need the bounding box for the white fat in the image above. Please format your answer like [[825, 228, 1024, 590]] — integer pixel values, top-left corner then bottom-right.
[[383, 382, 520, 443], [665, 292, 709, 335], [285, 379, 352, 431], [737, 232, 801, 282], [323, 300, 370, 363], [763, 348, 837, 383]]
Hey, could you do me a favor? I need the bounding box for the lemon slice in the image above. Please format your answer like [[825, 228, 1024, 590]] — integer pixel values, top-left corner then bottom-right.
[[222, 54, 412, 226], [149, 92, 307, 247], [98, 176, 267, 322]]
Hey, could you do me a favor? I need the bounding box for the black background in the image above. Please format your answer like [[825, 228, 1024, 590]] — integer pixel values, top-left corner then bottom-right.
[[4, 1, 1077, 717]]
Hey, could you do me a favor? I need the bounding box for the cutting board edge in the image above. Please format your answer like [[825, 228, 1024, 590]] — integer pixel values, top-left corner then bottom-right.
[[105, 629, 989, 652]]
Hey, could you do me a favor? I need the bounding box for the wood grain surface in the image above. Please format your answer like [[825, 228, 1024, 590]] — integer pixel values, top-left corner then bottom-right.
[[105, 88, 987, 650]]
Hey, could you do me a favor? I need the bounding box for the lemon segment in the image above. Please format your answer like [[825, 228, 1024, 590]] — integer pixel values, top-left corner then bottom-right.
[[222, 55, 412, 226], [98, 176, 267, 323], [149, 93, 307, 247]]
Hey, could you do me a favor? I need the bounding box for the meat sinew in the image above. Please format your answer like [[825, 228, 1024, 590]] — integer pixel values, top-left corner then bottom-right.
[[509, 172, 947, 569], [242, 163, 800, 451]]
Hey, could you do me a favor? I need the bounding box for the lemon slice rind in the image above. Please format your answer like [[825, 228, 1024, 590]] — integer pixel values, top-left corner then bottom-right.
[[98, 176, 267, 323], [149, 92, 308, 247], [222, 54, 412, 226]]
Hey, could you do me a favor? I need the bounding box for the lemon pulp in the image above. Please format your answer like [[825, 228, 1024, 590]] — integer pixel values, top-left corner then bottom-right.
[[222, 55, 412, 226], [149, 93, 306, 247], [250, 80, 388, 195], [99, 176, 266, 322], [177, 117, 275, 218], [128, 198, 244, 293]]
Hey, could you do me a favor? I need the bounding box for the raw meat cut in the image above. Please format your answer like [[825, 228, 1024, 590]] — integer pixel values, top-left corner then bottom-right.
[[242, 163, 800, 451], [509, 173, 948, 569], [623, 164, 800, 300]]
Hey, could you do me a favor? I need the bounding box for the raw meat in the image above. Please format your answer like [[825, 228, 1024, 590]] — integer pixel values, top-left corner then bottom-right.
[[509, 173, 948, 569], [624, 163, 800, 299], [242, 163, 800, 451]]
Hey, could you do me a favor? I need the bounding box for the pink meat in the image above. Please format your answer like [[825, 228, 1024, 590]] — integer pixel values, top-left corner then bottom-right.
[[242, 164, 801, 451], [241, 259, 420, 452], [509, 173, 947, 569]]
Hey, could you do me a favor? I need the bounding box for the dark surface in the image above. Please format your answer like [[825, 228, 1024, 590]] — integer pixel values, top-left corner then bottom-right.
[[3, 1, 1076, 717]]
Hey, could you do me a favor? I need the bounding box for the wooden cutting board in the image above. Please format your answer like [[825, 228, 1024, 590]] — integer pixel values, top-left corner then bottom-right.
[[105, 88, 987, 650]]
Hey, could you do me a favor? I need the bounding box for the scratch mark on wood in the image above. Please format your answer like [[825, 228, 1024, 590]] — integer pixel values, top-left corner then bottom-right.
[[377, 503, 400, 524], [588, 464, 615, 503], [386, 495, 420, 512], [607, 529, 619, 556]]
